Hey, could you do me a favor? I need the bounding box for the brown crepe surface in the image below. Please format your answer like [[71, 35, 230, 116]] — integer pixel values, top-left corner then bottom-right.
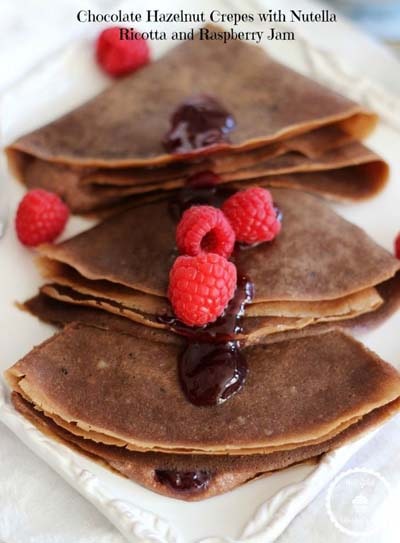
[[38, 189, 400, 301], [6, 324, 400, 454], [7, 26, 376, 168], [13, 392, 400, 501]]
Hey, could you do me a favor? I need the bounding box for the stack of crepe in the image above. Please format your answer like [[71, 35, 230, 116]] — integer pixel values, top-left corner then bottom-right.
[[5, 25, 400, 503], [6, 25, 388, 213], [6, 186, 399, 500], [7, 326, 400, 500], [32, 189, 400, 341]]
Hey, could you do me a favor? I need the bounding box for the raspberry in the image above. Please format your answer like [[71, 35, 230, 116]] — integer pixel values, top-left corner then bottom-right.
[[222, 187, 281, 244], [16, 189, 69, 247], [168, 253, 237, 327], [176, 205, 235, 258], [96, 27, 150, 77], [395, 233, 400, 259]]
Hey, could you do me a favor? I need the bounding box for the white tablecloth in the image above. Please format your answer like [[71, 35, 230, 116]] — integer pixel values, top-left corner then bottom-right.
[[1, 1, 400, 542]]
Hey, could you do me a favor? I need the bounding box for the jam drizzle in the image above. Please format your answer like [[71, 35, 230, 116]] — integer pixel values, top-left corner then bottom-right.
[[163, 94, 236, 154], [162, 172, 257, 407], [154, 469, 211, 493], [161, 97, 280, 407], [177, 275, 253, 406], [159, 273, 254, 406]]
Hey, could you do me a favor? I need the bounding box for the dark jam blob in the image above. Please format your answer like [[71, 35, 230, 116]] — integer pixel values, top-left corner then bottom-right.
[[163, 94, 236, 154], [179, 341, 247, 406], [167, 276, 254, 406], [155, 469, 211, 493]]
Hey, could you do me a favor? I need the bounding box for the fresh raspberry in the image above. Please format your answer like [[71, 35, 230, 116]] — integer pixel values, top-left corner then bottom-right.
[[96, 27, 150, 77], [395, 233, 400, 259], [168, 253, 237, 327], [222, 187, 281, 244], [176, 205, 235, 258], [16, 189, 69, 247]]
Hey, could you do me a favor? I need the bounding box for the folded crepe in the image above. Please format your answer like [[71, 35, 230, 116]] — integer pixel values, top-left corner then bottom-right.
[[6, 324, 400, 458], [12, 391, 400, 501], [18, 158, 388, 214], [36, 189, 400, 338], [81, 140, 385, 187], [64, 143, 388, 210], [23, 263, 400, 345], [6, 25, 385, 211]]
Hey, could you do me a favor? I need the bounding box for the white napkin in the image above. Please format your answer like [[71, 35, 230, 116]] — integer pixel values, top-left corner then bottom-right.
[[0, 422, 125, 543], [277, 415, 400, 543]]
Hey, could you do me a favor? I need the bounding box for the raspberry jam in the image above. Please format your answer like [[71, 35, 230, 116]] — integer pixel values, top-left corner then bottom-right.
[[159, 275, 254, 406], [163, 94, 236, 154], [154, 469, 211, 493], [179, 341, 247, 406]]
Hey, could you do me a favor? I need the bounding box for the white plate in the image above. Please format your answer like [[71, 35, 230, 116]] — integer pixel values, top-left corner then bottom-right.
[[1, 27, 400, 543]]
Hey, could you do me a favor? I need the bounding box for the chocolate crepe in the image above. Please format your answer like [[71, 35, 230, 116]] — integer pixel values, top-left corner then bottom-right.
[[13, 392, 400, 501], [22, 264, 400, 345], [36, 189, 399, 337], [6, 324, 400, 455], [7, 26, 376, 167], [6, 26, 384, 211]]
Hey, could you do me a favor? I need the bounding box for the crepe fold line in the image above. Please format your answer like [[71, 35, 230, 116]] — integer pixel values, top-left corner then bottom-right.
[[67, 144, 388, 203], [5, 324, 400, 455], [12, 389, 365, 455], [79, 140, 383, 188], [15, 158, 389, 214], [21, 293, 184, 345], [12, 124, 357, 193], [12, 392, 400, 501], [20, 264, 400, 347], [37, 256, 383, 317], [36, 281, 381, 343], [36, 188, 400, 307], [235, 162, 388, 203], [80, 124, 354, 187]]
